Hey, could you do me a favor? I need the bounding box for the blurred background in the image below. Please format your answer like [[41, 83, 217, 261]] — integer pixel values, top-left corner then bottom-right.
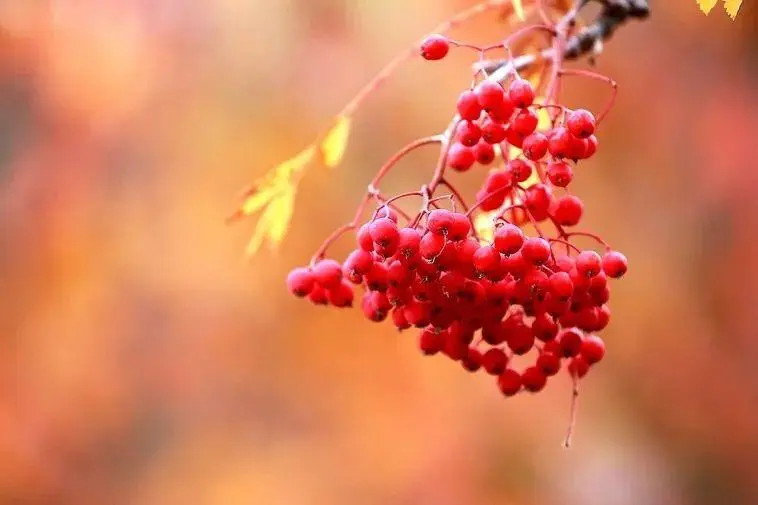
[[1, 1, 757, 504]]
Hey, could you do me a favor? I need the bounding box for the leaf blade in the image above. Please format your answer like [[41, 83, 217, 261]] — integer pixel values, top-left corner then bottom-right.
[[320, 115, 352, 168]]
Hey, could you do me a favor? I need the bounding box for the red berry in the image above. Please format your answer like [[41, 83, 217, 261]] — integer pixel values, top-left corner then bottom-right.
[[525, 183, 552, 218], [456, 90, 482, 121], [420, 233, 446, 261], [552, 195, 584, 226], [512, 108, 538, 136], [548, 126, 572, 158], [312, 259, 343, 289], [344, 249, 374, 276], [286, 267, 315, 297], [548, 271, 574, 299], [419, 328, 444, 355], [568, 356, 589, 378], [481, 117, 507, 144], [581, 334, 606, 364], [536, 352, 561, 376], [556, 328, 583, 358], [427, 209, 454, 236], [398, 228, 422, 258], [357, 223, 374, 252], [308, 284, 328, 305], [532, 312, 558, 342], [461, 347, 482, 372], [506, 159, 532, 183], [576, 250, 602, 278], [448, 143, 475, 171], [522, 366, 548, 392], [488, 97, 516, 122], [365, 261, 389, 292], [547, 161, 573, 187], [473, 245, 501, 275], [494, 223, 524, 255], [476, 80, 505, 110], [504, 124, 525, 148], [387, 260, 413, 288], [369, 217, 399, 247], [521, 237, 550, 265], [522, 132, 548, 160], [508, 78, 535, 108], [497, 368, 522, 396], [326, 280, 354, 307], [473, 141, 496, 165], [584, 135, 598, 158], [449, 213, 471, 241], [567, 109, 596, 139], [420, 34, 449, 61], [602, 250, 628, 278], [391, 307, 411, 330], [482, 348, 508, 375], [457, 121, 482, 147]]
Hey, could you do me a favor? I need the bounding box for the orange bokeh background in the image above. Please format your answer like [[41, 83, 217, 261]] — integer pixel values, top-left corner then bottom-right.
[[1, 2, 757, 504]]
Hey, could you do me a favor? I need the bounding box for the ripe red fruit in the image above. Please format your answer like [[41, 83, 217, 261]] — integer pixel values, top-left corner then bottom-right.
[[568, 356, 590, 378], [521, 237, 551, 265], [536, 352, 561, 376], [506, 159, 532, 183], [508, 78, 535, 108], [286, 267, 315, 297], [449, 213, 471, 241], [576, 250, 602, 278], [525, 183, 552, 218], [427, 209, 454, 236], [482, 348, 508, 375], [308, 284, 328, 305], [473, 245, 501, 275], [365, 261, 389, 292], [326, 280, 354, 307], [420, 232, 446, 260], [420, 34, 449, 60], [522, 366, 548, 392], [547, 161, 573, 187], [552, 195, 584, 226], [548, 271, 574, 299], [344, 249, 374, 276], [448, 143, 475, 171], [522, 132, 548, 160], [473, 141, 496, 165], [312, 259, 343, 289], [602, 250, 628, 278], [419, 328, 444, 355], [581, 334, 606, 364], [457, 120, 482, 147], [461, 347, 482, 372], [497, 369, 522, 396], [398, 228, 422, 258], [357, 223, 374, 252], [548, 126, 572, 158], [475, 80, 505, 110], [369, 217, 399, 247], [488, 97, 516, 122], [391, 307, 411, 330], [556, 328, 583, 358], [512, 108, 538, 136], [567, 109, 596, 139], [456, 90, 482, 121], [481, 117, 507, 144], [494, 223, 524, 255]]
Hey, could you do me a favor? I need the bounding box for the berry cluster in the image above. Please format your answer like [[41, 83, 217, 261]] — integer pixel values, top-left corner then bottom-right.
[[284, 25, 629, 438]]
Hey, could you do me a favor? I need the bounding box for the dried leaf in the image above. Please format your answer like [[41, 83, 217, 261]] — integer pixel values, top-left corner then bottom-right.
[[245, 186, 295, 256], [724, 0, 742, 18], [320, 115, 352, 168], [697, 0, 719, 14]]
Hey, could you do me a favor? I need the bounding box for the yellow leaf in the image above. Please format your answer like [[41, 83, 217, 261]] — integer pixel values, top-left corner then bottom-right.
[[512, 0, 525, 21], [240, 187, 275, 217], [474, 211, 497, 245], [697, 0, 718, 14], [724, 0, 742, 18], [320, 115, 352, 168], [276, 145, 316, 180], [245, 187, 295, 256]]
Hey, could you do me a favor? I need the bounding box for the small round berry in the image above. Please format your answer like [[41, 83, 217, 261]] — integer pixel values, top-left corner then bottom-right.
[[369, 217, 399, 247], [584, 135, 598, 158], [568, 356, 590, 378], [344, 249, 374, 276], [308, 284, 328, 305], [522, 366, 548, 392], [494, 223, 524, 255], [548, 271, 574, 299], [312, 259, 343, 289], [481, 117, 507, 144], [473, 245, 501, 275], [398, 227, 422, 258], [521, 237, 551, 265], [420, 34, 449, 60], [556, 328, 583, 358], [391, 307, 411, 330], [567, 135, 588, 161], [456, 90, 482, 121], [504, 124, 525, 148], [576, 250, 602, 278], [326, 280, 354, 307], [420, 232, 446, 260], [507, 326, 535, 355], [457, 121, 482, 147], [512, 108, 538, 137], [448, 143, 475, 172], [547, 161, 573, 187], [567, 109, 596, 139], [522, 132, 548, 160], [357, 223, 374, 252], [286, 267, 315, 297], [508, 78, 535, 108], [419, 328, 444, 355], [581, 334, 606, 364], [387, 260, 413, 288], [506, 159, 532, 183], [487, 97, 516, 122], [427, 209, 454, 236], [475, 80, 505, 110], [552, 195, 584, 227], [548, 126, 572, 158], [473, 141, 496, 165], [482, 348, 508, 375], [536, 352, 561, 376], [532, 312, 558, 342], [461, 347, 482, 372], [602, 250, 628, 278], [449, 213, 471, 241], [524, 184, 552, 219], [497, 368, 522, 396], [365, 261, 389, 292]]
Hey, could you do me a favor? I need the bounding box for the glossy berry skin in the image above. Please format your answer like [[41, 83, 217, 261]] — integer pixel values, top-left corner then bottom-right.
[[458, 121, 482, 147], [536, 352, 561, 376], [522, 366, 548, 392], [473, 141, 495, 165], [568, 356, 590, 378], [481, 118, 507, 144], [548, 271, 574, 299], [419, 232, 446, 260], [552, 195, 584, 227], [369, 217, 399, 247], [507, 159, 532, 183], [581, 334, 606, 364], [327, 281, 354, 307], [497, 369, 522, 396], [475, 80, 505, 110], [448, 143, 475, 171], [576, 250, 602, 278], [482, 348, 508, 375], [508, 79, 535, 108], [427, 209, 454, 236], [602, 251, 628, 278], [313, 259, 343, 289], [567, 109, 596, 139], [494, 224, 524, 255], [521, 237, 551, 265], [522, 132, 548, 160], [473, 245, 501, 275], [557, 328, 583, 358], [547, 161, 573, 187], [344, 249, 374, 276], [286, 267, 314, 297], [420, 34, 449, 60], [548, 127, 573, 158], [419, 328, 444, 355], [512, 109, 538, 136], [457, 90, 482, 121]]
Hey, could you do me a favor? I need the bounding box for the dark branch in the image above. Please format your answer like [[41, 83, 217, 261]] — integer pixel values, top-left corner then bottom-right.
[[564, 0, 649, 59]]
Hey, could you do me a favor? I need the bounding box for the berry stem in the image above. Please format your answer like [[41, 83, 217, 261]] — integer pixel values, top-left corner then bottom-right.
[[563, 378, 580, 448], [564, 230, 610, 249], [558, 68, 617, 125]]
